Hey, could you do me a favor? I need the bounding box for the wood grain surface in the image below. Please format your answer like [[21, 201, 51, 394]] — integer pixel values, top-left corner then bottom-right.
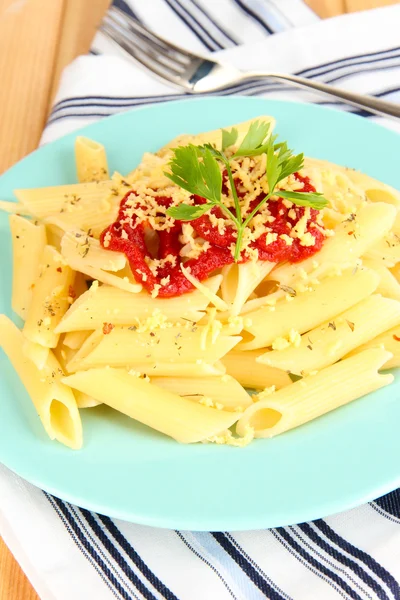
[[0, 0, 398, 598]]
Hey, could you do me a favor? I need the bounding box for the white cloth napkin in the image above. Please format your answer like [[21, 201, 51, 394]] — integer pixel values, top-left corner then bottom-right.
[[2, 2, 400, 599]]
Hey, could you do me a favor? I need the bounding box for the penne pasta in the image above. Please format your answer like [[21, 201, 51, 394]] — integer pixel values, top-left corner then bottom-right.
[[75, 136, 109, 183], [221, 350, 292, 390], [345, 325, 400, 370], [63, 330, 91, 350], [364, 231, 400, 267], [239, 268, 379, 350], [66, 325, 241, 372], [74, 391, 102, 409], [221, 260, 275, 315], [272, 202, 396, 287], [362, 259, 400, 301], [22, 339, 49, 370], [9, 215, 47, 320], [236, 348, 392, 439], [55, 275, 223, 333], [15, 180, 127, 239], [61, 229, 126, 271], [258, 295, 400, 374], [151, 375, 252, 410], [63, 368, 242, 443], [23, 246, 75, 348], [0, 315, 82, 449]]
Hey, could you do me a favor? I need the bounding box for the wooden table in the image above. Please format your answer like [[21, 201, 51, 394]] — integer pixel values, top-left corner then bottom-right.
[[0, 0, 398, 597]]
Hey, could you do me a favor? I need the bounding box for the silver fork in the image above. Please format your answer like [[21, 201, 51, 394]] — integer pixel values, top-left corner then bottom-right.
[[100, 6, 400, 120]]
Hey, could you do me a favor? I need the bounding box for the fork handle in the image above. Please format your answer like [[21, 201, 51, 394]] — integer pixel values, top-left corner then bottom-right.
[[248, 71, 400, 120]]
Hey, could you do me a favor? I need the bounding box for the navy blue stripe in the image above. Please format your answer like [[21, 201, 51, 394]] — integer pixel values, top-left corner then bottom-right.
[[375, 489, 400, 519], [164, 0, 221, 51], [298, 524, 390, 600], [98, 514, 179, 600], [45, 494, 121, 599], [189, 0, 239, 46], [275, 528, 364, 600], [175, 532, 238, 600], [47, 77, 400, 127], [50, 497, 133, 600], [225, 533, 293, 600], [322, 57, 400, 86], [79, 509, 159, 600], [212, 532, 286, 600], [297, 45, 400, 78], [232, 0, 274, 34], [314, 519, 400, 599], [112, 0, 140, 20]]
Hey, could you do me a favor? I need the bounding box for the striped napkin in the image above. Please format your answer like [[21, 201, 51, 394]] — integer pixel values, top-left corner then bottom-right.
[[2, 2, 400, 599]]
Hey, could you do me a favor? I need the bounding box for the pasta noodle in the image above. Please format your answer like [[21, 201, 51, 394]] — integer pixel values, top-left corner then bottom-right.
[[9, 215, 47, 319], [258, 295, 400, 374], [151, 375, 253, 410], [1, 116, 399, 448], [0, 316, 82, 449], [271, 202, 396, 287], [75, 136, 109, 183], [63, 368, 242, 443], [55, 275, 223, 333], [239, 268, 379, 351], [236, 348, 392, 439], [65, 325, 241, 371], [221, 350, 292, 390], [23, 245, 75, 348]]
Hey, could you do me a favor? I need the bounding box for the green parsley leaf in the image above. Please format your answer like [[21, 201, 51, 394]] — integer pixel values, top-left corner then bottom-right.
[[165, 144, 222, 204], [233, 120, 271, 157], [277, 153, 304, 183], [277, 190, 328, 210], [166, 203, 214, 221], [266, 136, 281, 191], [221, 127, 238, 152]]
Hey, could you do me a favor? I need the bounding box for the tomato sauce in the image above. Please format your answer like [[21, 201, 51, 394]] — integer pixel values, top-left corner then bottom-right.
[[101, 173, 325, 297]]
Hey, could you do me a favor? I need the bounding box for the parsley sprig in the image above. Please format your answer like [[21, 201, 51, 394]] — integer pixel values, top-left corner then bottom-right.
[[165, 120, 327, 261]]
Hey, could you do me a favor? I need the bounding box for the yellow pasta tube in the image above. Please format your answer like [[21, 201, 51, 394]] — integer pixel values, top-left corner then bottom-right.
[[23, 246, 75, 348], [259, 295, 400, 374], [75, 136, 109, 183], [22, 339, 49, 370], [0, 315, 82, 449], [74, 391, 102, 408], [9, 215, 47, 320], [66, 325, 241, 371], [124, 362, 226, 377], [0, 200, 31, 215], [61, 229, 126, 271], [63, 330, 91, 350], [345, 325, 400, 370], [236, 348, 392, 439], [364, 232, 400, 267], [240, 268, 379, 350], [151, 375, 252, 410], [272, 203, 396, 286], [63, 368, 242, 443], [15, 180, 124, 238], [55, 275, 223, 333], [362, 259, 400, 301], [221, 261, 275, 315], [221, 350, 292, 390]]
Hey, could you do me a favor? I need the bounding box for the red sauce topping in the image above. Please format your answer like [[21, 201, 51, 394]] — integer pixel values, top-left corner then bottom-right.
[[101, 173, 325, 297]]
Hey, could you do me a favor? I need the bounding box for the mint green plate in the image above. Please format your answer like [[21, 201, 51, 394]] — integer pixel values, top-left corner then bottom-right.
[[1, 97, 399, 531]]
